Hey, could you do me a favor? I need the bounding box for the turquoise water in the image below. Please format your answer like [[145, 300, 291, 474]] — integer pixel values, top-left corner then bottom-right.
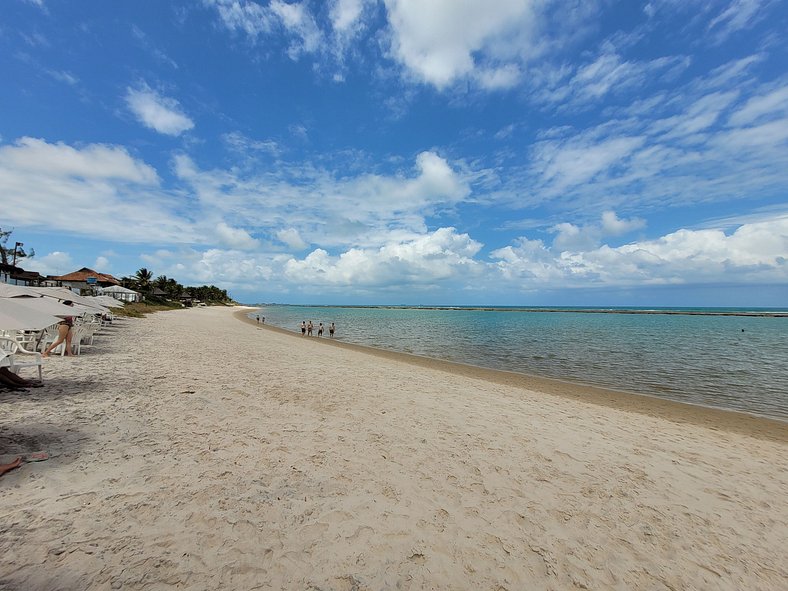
[[250, 305, 788, 421]]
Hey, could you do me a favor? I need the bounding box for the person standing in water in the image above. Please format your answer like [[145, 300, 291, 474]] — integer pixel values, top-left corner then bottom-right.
[[307, 321, 313, 336], [317, 322, 323, 337], [301, 321, 306, 336], [329, 322, 335, 338]]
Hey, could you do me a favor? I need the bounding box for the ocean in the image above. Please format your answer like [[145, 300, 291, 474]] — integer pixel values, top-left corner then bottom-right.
[[249, 305, 788, 421]]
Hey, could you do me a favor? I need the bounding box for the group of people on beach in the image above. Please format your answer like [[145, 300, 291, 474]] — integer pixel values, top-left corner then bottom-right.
[[301, 321, 335, 338]]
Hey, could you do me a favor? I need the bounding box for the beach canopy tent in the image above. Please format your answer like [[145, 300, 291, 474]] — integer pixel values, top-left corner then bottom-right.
[[98, 285, 140, 302], [85, 295, 124, 308], [0, 298, 62, 331]]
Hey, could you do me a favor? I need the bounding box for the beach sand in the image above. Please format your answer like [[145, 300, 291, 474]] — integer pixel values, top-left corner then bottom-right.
[[1, 306, 786, 590]]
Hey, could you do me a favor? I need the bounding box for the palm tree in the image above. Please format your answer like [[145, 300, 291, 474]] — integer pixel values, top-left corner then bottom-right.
[[134, 268, 153, 292]]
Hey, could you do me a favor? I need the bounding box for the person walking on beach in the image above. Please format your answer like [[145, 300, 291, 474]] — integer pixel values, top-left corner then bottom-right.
[[301, 321, 306, 336], [43, 301, 75, 357], [307, 321, 313, 336], [329, 322, 335, 337], [317, 322, 323, 337]]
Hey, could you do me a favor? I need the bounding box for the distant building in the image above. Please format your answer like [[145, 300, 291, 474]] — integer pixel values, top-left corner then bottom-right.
[[50, 267, 120, 295], [98, 285, 141, 303], [0, 263, 47, 286]]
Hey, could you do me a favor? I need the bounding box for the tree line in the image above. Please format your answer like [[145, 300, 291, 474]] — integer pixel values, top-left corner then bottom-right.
[[121, 268, 232, 304], [2, 230, 231, 304]]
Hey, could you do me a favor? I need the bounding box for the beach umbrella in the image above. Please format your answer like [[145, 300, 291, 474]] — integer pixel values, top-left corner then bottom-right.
[[30, 287, 109, 313], [0, 284, 40, 298], [6, 296, 86, 318], [0, 298, 62, 331]]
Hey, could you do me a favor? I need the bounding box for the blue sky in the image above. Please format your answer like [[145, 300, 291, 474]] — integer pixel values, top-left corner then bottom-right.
[[2, 0, 787, 306]]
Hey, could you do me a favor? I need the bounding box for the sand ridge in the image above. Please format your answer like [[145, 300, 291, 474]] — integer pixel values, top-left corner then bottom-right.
[[1, 306, 786, 590]]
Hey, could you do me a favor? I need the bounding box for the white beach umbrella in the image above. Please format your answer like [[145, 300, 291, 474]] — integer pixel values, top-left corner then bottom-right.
[[0, 298, 62, 331], [7, 296, 85, 318], [0, 283, 40, 298], [30, 287, 109, 313]]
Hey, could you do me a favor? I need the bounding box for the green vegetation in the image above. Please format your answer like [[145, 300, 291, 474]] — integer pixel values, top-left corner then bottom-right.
[[113, 301, 181, 318], [120, 268, 234, 305]]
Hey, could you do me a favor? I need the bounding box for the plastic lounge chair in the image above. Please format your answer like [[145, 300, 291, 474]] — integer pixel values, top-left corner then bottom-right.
[[0, 337, 43, 382]]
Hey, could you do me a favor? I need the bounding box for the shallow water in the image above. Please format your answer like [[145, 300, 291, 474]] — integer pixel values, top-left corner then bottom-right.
[[250, 305, 788, 421]]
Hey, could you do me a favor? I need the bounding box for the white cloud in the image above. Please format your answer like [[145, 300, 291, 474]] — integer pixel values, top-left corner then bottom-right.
[[22, 251, 73, 277], [549, 211, 645, 252], [215, 222, 260, 250], [384, 0, 537, 89], [727, 84, 788, 127], [601, 211, 645, 236], [203, 0, 275, 38], [532, 52, 691, 109], [0, 136, 158, 182], [330, 0, 367, 34], [284, 227, 483, 288], [534, 135, 645, 192], [492, 214, 788, 288], [0, 138, 198, 244], [94, 256, 111, 270], [708, 0, 764, 42], [125, 85, 194, 136], [173, 150, 471, 249], [46, 70, 78, 85], [271, 0, 323, 58], [276, 228, 309, 250]]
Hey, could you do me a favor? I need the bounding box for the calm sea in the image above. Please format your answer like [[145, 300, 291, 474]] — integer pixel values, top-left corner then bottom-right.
[[249, 305, 788, 421]]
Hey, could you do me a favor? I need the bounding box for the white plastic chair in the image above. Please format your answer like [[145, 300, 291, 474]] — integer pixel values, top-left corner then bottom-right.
[[0, 336, 43, 382]]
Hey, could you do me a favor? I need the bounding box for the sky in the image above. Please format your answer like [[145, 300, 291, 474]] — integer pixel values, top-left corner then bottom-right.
[[2, 0, 787, 307]]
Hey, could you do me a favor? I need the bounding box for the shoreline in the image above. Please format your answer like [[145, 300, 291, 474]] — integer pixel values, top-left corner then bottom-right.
[[235, 308, 788, 442]]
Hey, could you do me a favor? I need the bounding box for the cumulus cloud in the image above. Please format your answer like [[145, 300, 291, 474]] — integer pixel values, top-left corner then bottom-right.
[[384, 0, 536, 89], [549, 211, 645, 252], [492, 215, 788, 288], [94, 256, 111, 270], [22, 251, 74, 277], [125, 85, 194, 136], [601, 211, 646, 235], [276, 228, 309, 250], [215, 222, 260, 250], [283, 227, 483, 289]]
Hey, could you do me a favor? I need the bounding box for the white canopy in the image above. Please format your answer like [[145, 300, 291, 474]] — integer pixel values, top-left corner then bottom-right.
[[85, 295, 124, 308], [99, 285, 139, 294]]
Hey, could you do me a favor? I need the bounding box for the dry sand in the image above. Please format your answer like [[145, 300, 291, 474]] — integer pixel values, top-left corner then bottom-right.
[[1, 305, 786, 590]]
